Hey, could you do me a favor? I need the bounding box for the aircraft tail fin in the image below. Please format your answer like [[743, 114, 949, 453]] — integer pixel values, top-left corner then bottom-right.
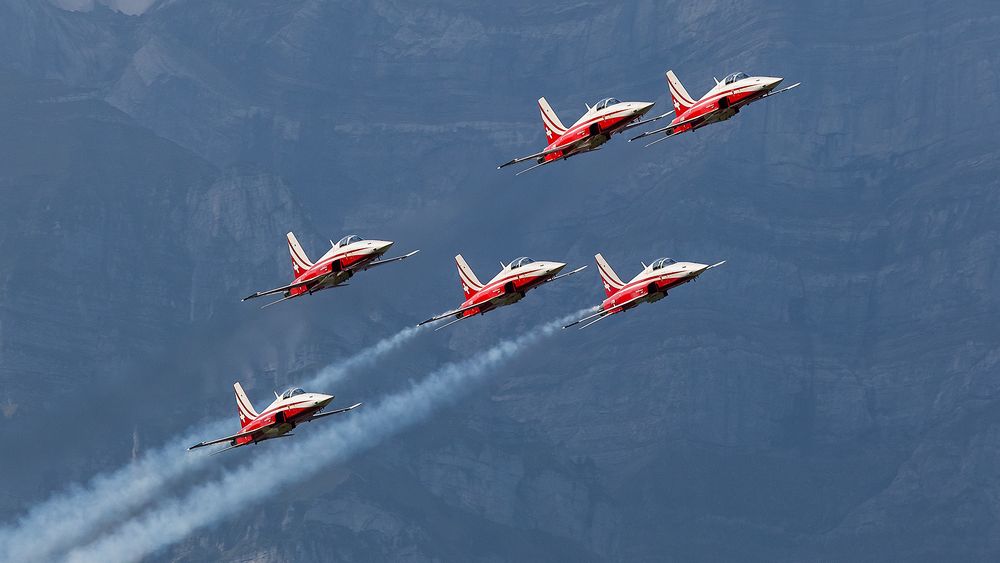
[[286, 232, 313, 277], [595, 253, 626, 297], [538, 97, 568, 143], [234, 382, 258, 428], [666, 70, 695, 115], [455, 254, 483, 299]]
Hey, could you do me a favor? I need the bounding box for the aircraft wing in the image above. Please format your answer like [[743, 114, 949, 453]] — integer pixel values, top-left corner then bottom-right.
[[309, 402, 363, 420], [622, 110, 674, 131], [496, 137, 588, 170], [512, 158, 557, 176], [188, 428, 259, 451], [241, 279, 315, 302], [629, 112, 708, 143], [243, 273, 351, 307], [562, 292, 650, 329], [357, 250, 420, 271], [417, 301, 487, 327]]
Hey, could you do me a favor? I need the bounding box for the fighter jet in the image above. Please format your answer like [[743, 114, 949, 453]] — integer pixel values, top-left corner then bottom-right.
[[564, 253, 725, 329], [630, 70, 799, 146], [418, 255, 586, 329], [188, 383, 361, 454], [497, 96, 656, 174], [242, 232, 419, 307]]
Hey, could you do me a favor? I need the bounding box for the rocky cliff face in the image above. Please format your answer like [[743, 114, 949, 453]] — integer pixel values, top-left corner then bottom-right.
[[1, 0, 998, 560]]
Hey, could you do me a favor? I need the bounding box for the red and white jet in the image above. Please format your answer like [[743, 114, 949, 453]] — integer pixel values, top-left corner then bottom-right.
[[564, 253, 725, 329], [188, 383, 361, 454], [497, 96, 656, 175], [418, 255, 585, 329], [242, 232, 419, 307], [630, 70, 799, 146]]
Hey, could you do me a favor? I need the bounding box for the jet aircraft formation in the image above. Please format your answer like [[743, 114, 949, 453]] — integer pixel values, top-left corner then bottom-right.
[[498, 68, 798, 172], [190, 66, 797, 453]]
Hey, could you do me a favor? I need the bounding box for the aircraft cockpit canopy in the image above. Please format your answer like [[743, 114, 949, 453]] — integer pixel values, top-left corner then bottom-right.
[[649, 258, 677, 270], [593, 98, 621, 110], [280, 388, 305, 399], [509, 257, 534, 268], [337, 235, 363, 246], [723, 72, 750, 84]]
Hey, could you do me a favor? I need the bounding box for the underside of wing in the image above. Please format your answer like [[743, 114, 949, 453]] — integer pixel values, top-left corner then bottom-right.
[[513, 158, 556, 176], [562, 292, 650, 329], [418, 299, 494, 327], [629, 112, 711, 143], [188, 428, 258, 451], [209, 443, 244, 455], [242, 279, 314, 302], [497, 137, 587, 170], [432, 315, 472, 331]]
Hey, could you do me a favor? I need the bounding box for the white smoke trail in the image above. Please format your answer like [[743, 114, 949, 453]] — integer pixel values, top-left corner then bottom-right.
[[63, 312, 579, 563], [0, 423, 228, 563], [0, 325, 423, 563], [305, 325, 422, 389]]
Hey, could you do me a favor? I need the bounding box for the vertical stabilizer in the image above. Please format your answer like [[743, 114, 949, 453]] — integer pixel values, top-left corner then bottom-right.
[[234, 382, 259, 428], [666, 70, 696, 115], [595, 253, 626, 297], [286, 232, 313, 277], [538, 97, 568, 143], [455, 254, 484, 299]]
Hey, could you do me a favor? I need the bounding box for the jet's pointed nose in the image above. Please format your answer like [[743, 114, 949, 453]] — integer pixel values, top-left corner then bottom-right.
[[762, 76, 783, 91], [369, 240, 393, 255], [314, 394, 334, 407], [633, 101, 655, 116], [687, 263, 711, 277], [546, 261, 567, 275]]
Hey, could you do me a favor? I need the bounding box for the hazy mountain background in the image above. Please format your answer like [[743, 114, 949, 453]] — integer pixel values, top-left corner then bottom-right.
[[1, 0, 998, 560]]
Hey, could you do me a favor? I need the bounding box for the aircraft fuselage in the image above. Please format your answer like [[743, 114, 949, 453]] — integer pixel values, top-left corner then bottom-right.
[[460, 261, 566, 317], [542, 101, 654, 162], [287, 240, 393, 297], [600, 261, 709, 315], [673, 76, 782, 134], [234, 393, 333, 446]]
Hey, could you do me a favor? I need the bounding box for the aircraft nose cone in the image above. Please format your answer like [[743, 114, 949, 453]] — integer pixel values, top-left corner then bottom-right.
[[634, 101, 655, 115], [689, 263, 710, 277], [764, 77, 783, 90], [315, 394, 334, 407], [548, 262, 567, 275], [371, 240, 393, 254]]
